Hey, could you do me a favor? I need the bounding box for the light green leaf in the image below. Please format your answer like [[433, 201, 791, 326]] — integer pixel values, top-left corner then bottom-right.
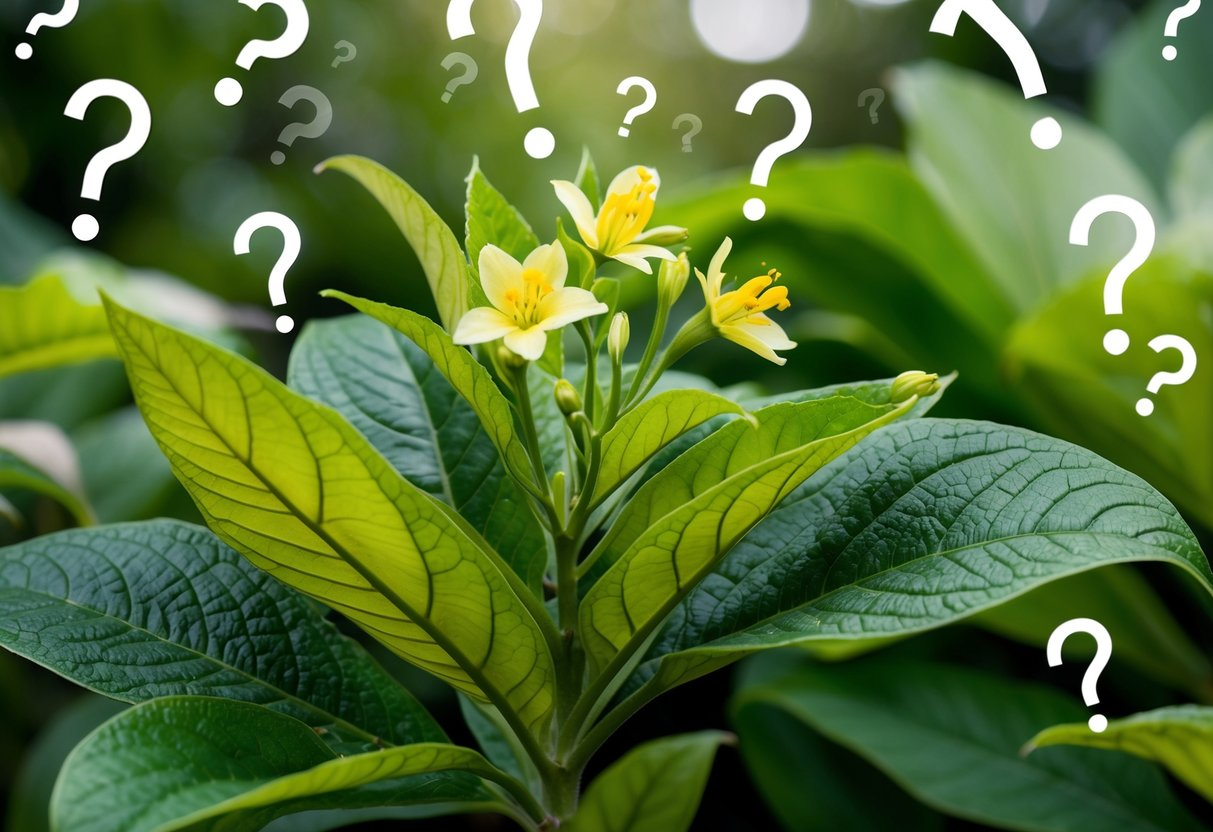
[[617, 419, 1213, 720], [579, 395, 913, 678], [1170, 116, 1213, 220], [322, 290, 539, 495], [288, 315, 547, 594], [465, 158, 540, 277], [0, 422, 93, 526], [53, 697, 522, 832], [0, 275, 115, 379], [104, 299, 557, 738], [1028, 705, 1213, 803], [575, 147, 601, 211], [734, 653, 1203, 831], [567, 732, 728, 832], [590, 390, 750, 508], [895, 62, 1160, 313], [317, 156, 471, 330], [0, 520, 443, 746]]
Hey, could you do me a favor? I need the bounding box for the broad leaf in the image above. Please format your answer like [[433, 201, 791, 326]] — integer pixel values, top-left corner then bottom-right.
[[465, 158, 540, 277], [733, 653, 1203, 831], [616, 419, 1213, 719], [104, 299, 558, 737], [567, 732, 728, 832], [317, 156, 472, 330], [0, 275, 114, 379], [53, 697, 524, 832], [590, 390, 750, 508], [1029, 705, 1213, 803], [288, 315, 546, 593], [579, 396, 914, 677], [0, 520, 442, 746]]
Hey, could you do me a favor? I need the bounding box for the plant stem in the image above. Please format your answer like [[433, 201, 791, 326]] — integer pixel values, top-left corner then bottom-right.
[[625, 304, 670, 406], [577, 322, 598, 426], [510, 364, 558, 527]]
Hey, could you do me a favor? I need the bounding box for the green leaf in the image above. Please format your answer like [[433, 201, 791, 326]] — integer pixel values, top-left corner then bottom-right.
[[895, 62, 1160, 313], [53, 697, 524, 832], [0, 520, 443, 746], [0, 275, 115, 380], [575, 147, 600, 211], [0, 425, 94, 527], [1169, 116, 1213, 220], [317, 156, 471, 331], [567, 732, 729, 832], [458, 694, 542, 795], [617, 418, 1213, 719], [579, 395, 913, 678], [590, 390, 750, 508], [103, 299, 558, 738], [465, 158, 540, 277], [733, 653, 1204, 831], [323, 290, 539, 493], [288, 314, 547, 594], [1028, 705, 1213, 803]]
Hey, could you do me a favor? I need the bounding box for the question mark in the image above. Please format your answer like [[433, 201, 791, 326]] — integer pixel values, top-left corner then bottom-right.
[[1136, 336, 1198, 417], [234, 212, 301, 334], [447, 0, 553, 160], [930, 0, 1062, 150], [616, 77, 658, 138], [63, 79, 152, 243], [332, 39, 357, 68], [1047, 618, 1112, 733], [15, 0, 78, 60], [673, 114, 702, 153], [270, 86, 333, 166], [857, 88, 885, 124], [1069, 194, 1156, 357], [735, 80, 812, 222], [1163, 0, 1201, 60], [214, 0, 310, 107], [441, 52, 480, 102]]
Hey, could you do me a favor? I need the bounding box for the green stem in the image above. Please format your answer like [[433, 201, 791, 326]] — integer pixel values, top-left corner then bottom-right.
[[577, 322, 598, 427], [623, 308, 711, 413], [625, 304, 670, 406], [510, 364, 558, 524]]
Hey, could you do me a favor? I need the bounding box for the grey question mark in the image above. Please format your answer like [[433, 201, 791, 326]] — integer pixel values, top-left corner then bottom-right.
[[441, 52, 479, 103], [857, 88, 885, 124], [271, 85, 333, 165], [332, 40, 357, 68], [672, 113, 703, 152]]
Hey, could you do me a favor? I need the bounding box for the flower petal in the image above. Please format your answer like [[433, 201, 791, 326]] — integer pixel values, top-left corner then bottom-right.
[[744, 315, 798, 350], [453, 307, 518, 345], [619, 244, 678, 263], [552, 180, 599, 249], [706, 237, 733, 298], [478, 245, 524, 311], [504, 326, 548, 361], [633, 225, 688, 245], [605, 165, 661, 199], [537, 287, 609, 331], [720, 324, 787, 365], [523, 242, 569, 289], [610, 252, 655, 274]]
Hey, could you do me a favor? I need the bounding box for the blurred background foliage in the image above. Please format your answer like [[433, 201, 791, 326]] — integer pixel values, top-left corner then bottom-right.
[[2, 0, 1212, 829]]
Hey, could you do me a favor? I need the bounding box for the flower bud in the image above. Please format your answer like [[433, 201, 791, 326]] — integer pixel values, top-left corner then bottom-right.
[[496, 344, 528, 370], [642, 227, 690, 248], [554, 379, 583, 417], [658, 252, 691, 308], [608, 313, 630, 364], [891, 370, 941, 403]]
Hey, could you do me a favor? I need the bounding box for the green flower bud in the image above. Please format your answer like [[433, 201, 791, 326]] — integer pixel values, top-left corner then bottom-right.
[[496, 344, 528, 370], [891, 370, 941, 403], [658, 252, 691, 308], [608, 313, 630, 364], [554, 379, 583, 417], [642, 227, 690, 248]]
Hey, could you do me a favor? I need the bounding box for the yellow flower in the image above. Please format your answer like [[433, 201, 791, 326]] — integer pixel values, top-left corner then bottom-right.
[[696, 237, 796, 365], [552, 166, 686, 274], [454, 242, 608, 362]]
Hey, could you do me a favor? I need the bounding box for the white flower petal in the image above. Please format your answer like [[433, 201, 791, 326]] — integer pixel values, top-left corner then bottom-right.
[[705, 237, 733, 299], [537, 287, 609, 331], [610, 252, 655, 274], [721, 324, 787, 365], [619, 244, 678, 263], [552, 180, 599, 248], [605, 165, 661, 199], [744, 315, 798, 350], [453, 307, 518, 345], [523, 242, 569, 289], [504, 326, 548, 361], [478, 245, 524, 311]]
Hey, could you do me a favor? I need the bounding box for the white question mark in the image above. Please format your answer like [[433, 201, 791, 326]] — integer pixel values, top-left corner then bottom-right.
[[447, 0, 553, 160], [673, 114, 702, 153], [214, 0, 310, 107], [930, 0, 1062, 150], [271, 85, 333, 165], [735, 80, 812, 222], [1136, 335, 1198, 417], [1163, 0, 1201, 60], [235, 212, 301, 335], [857, 88, 885, 124], [15, 0, 78, 60], [441, 52, 480, 103], [1069, 194, 1156, 357], [616, 76, 657, 138], [1047, 618, 1113, 733], [63, 79, 152, 243], [332, 39, 357, 68]]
